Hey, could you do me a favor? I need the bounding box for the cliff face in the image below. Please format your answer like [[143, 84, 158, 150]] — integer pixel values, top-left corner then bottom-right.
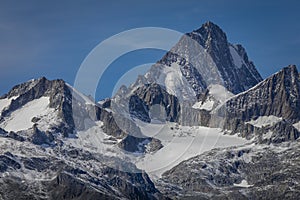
[[224, 65, 300, 122], [185, 21, 262, 94], [218, 65, 300, 142]]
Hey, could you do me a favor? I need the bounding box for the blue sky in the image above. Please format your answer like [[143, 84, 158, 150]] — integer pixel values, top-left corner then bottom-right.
[[0, 0, 299, 100]]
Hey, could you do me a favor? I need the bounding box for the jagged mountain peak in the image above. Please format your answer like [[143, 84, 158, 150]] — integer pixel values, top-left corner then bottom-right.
[[203, 20, 219, 27], [275, 64, 298, 76], [250, 64, 298, 94], [1, 76, 66, 100], [132, 21, 263, 103], [195, 21, 224, 34], [0, 77, 76, 137], [112, 21, 263, 129], [221, 64, 300, 141], [190, 21, 228, 48]]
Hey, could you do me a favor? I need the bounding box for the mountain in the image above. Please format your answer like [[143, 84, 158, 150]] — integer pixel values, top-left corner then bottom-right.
[[0, 77, 167, 199], [155, 65, 300, 198], [224, 65, 300, 122], [112, 21, 263, 127], [152, 64, 300, 199], [158, 142, 300, 199], [0, 21, 300, 199], [0, 77, 74, 136], [185, 22, 262, 94], [219, 65, 300, 143], [137, 21, 262, 98]]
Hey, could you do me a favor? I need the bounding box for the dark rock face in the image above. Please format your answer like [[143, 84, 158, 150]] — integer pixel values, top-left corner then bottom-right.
[[129, 83, 181, 123], [129, 94, 151, 123], [158, 51, 207, 95], [147, 21, 262, 98], [263, 120, 300, 143], [219, 65, 300, 141], [0, 154, 21, 173], [47, 172, 116, 200], [0, 127, 7, 135], [97, 107, 127, 138], [118, 135, 162, 153], [31, 125, 54, 145], [179, 103, 212, 126], [0, 128, 26, 142], [6, 131, 25, 142], [223, 65, 300, 122], [97, 105, 142, 138], [118, 135, 150, 153], [0, 150, 165, 200], [186, 21, 262, 94], [45, 170, 160, 200], [95, 104, 163, 153]]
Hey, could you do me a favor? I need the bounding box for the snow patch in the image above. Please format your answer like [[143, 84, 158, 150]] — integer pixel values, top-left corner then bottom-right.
[[64, 120, 123, 158], [1, 97, 54, 132], [246, 115, 282, 128], [293, 121, 300, 131], [192, 99, 214, 111], [229, 45, 246, 69], [0, 96, 17, 112], [152, 63, 196, 101], [208, 84, 234, 103], [234, 179, 253, 188], [132, 123, 248, 179], [263, 131, 273, 140], [193, 84, 233, 111]]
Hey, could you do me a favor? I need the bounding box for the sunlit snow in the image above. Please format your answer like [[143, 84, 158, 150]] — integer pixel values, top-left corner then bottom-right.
[[192, 100, 214, 111], [151, 63, 196, 101], [293, 121, 300, 131], [0, 96, 17, 112], [132, 121, 248, 179], [229, 45, 245, 69], [246, 115, 282, 128], [1, 97, 54, 132], [233, 179, 253, 188]]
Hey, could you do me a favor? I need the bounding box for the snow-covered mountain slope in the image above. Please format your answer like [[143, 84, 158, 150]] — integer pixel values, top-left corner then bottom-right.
[[149, 62, 197, 100], [158, 141, 300, 199], [0, 77, 76, 136], [192, 84, 234, 111], [0, 78, 168, 199], [131, 121, 248, 180], [0, 96, 56, 132], [0, 77, 252, 199], [0, 77, 158, 153], [246, 115, 283, 128], [0, 97, 16, 112], [0, 135, 164, 200]]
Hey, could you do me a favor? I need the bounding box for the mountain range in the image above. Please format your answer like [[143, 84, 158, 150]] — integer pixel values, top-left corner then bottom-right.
[[0, 21, 299, 199]]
